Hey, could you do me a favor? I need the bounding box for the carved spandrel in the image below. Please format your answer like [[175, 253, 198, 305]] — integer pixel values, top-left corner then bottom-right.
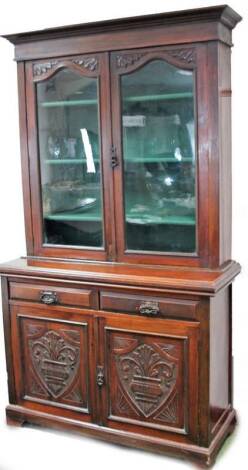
[[116, 53, 147, 69], [33, 61, 59, 77], [72, 57, 99, 71], [164, 48, 196, 65], [116, 48, 195, 70], [33, 56, 98, 77]]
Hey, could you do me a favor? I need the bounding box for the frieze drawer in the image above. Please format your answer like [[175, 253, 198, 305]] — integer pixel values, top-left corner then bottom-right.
[[9, 282, 98, 309], [100, 291, 198, 319]]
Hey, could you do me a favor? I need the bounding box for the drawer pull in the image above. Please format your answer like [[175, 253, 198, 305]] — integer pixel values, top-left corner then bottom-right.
[[139, 301, 160, 316], [40, 291, 58, 305]]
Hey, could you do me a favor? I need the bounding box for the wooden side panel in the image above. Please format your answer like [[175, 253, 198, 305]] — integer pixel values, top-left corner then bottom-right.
[[17, 62, 34, 255], [1, 278, 16, 403], [218, 43, 232, 263], [210, 287, 230, 435]]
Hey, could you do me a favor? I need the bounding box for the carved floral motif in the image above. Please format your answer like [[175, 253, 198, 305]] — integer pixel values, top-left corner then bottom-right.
[[116, 48, 195, 70], [33, 61, 59, 76], [116, 53, 147, 68], [72, 57, 98, 71], [155, 392, 179, 423], [33, 56, 98, 77], [29, 329, 80, 398], [114, 340, 178, 418], [164, 48, 195, 65]]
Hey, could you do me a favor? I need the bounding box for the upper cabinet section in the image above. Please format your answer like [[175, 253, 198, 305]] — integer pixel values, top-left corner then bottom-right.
[[5, 6, 241, 268]]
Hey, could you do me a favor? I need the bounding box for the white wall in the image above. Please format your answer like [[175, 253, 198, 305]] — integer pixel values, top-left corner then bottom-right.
[[0, 1, 247, 469]]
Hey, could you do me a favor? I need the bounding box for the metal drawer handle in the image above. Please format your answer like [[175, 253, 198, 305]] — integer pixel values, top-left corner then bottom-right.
[[139, 301, 160, 316], [40, 291, 58, 305]]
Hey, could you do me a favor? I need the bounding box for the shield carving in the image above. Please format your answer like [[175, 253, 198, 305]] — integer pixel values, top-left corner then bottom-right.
[[115, 342, 178, 417], [29, 330, 80, 398]]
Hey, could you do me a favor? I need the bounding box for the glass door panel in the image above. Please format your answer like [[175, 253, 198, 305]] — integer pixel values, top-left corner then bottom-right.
[[36, 68, 103, 247], [120, 60, 196, 253]]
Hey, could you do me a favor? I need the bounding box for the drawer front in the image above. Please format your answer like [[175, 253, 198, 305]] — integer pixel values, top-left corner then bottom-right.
[[10, 282, 98, 309], [100, 291, 198, 319]]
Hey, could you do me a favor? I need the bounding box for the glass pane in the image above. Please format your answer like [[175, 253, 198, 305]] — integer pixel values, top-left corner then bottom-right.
[[121, 60, 196, 253], [36, 68, 103, 247]]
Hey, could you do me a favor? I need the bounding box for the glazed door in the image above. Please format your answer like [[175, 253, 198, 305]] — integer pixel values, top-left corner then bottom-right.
[[26, 53, 114, 260], [10, 304, 96, 422], [99, 315, 199, 441], [111, 46, 209, 266]]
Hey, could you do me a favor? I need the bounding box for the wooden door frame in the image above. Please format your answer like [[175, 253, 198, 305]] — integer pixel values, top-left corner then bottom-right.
[[110, 44, 213, 267], [24, 52, 115, 261]]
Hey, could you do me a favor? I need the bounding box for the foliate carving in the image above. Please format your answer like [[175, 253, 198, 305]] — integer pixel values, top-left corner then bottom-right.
[[64, 382, 83, 403], [72, 57, 98, 71], [33, 61, 59, 76], [30, 374, 47, 397], [116, 386, 138, 416], [33, 56, 98, 77], [155, 392, 179, 424], [115, 342, 177, 417], [115, 48, 195, 70], [29, 329, 80, 398], [165, 48, 195, 65], [116, 53, 147, 68]]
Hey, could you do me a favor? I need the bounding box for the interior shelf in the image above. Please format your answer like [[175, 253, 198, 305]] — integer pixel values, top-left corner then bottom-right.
[[45, 206, 195, 225], [40, 92, 193, 108], [44, 159, 99, 164], [44, 156, 193, 164]]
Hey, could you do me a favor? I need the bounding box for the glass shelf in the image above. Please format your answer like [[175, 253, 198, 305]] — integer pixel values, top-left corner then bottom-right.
[[44, 205, 195, 226], [40, 92, 193, 108], [44, 158, 99, 164], [44, 156, 193, 165]]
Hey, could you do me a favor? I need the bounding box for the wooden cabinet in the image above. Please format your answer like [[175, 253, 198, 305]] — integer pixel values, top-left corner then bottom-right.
[[0, 5, 242, 467]]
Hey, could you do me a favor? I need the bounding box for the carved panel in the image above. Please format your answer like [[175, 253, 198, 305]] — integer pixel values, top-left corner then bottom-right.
[[33, 56, 98, 77], [33, 61, 59, 77], [108, 332, 186, 430], [116, 53, 147, 69], [21, 318, 89, 411], [29, 329, 80, 398], [115, 47, 195, 70], [72, 57, 98, 71], [164, 48, 196, 65]]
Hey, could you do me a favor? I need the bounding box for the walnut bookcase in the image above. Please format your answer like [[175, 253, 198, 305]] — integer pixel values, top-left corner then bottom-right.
[[0, 5, 242, 466]]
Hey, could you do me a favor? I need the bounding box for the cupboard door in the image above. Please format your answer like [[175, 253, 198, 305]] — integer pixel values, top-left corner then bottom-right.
[[100, 316, 199, 440], [25, 53, 114, 260], [10, 304, 94, 420], [111, 46, 209, 266]]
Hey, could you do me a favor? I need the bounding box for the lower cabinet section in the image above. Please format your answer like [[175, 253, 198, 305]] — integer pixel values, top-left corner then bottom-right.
[[9, 302, 200, 443], [100, 316, 200, 441]]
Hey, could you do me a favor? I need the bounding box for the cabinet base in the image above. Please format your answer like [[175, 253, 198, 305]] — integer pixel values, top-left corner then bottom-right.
[[6, 405, 236, 467]]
